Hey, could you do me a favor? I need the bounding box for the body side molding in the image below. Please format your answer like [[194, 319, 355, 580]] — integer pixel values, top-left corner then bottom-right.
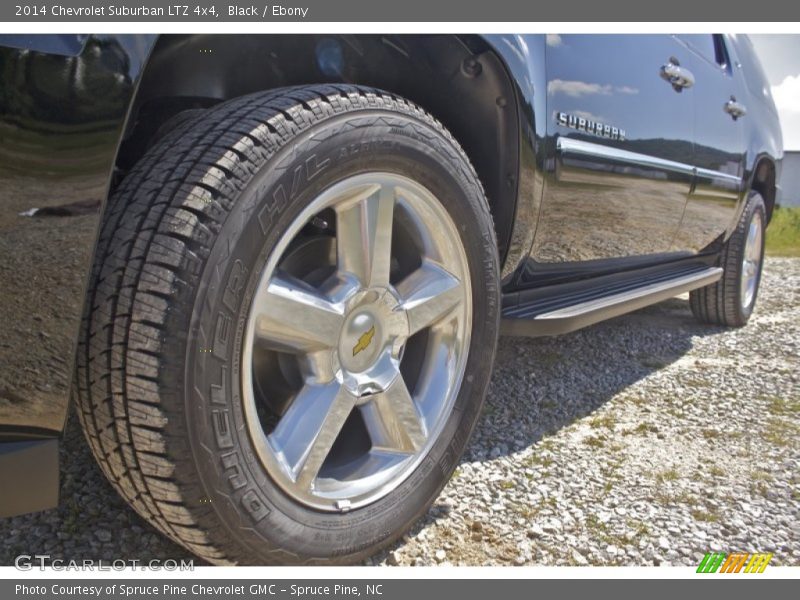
[[557, 137, 742, 185]]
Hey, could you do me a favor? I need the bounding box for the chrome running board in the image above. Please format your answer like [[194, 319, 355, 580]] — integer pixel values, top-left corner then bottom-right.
[[501, 266, 723, 337]]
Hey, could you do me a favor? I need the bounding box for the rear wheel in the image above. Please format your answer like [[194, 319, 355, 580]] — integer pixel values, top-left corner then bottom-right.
[[74, 85, 500, 564], [690, 191, 766, 327]]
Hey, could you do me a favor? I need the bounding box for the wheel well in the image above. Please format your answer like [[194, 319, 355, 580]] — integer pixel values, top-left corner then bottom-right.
[[751, 156, 777, 222], [115, 34, 520, 261]]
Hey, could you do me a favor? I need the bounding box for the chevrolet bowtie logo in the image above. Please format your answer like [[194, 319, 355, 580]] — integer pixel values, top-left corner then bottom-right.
[[352, 325, 376, 357]]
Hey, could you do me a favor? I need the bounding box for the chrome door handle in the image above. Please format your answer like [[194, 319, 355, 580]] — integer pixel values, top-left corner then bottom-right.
[[724, 97, 747, 120], [660, 59, 695, 92]]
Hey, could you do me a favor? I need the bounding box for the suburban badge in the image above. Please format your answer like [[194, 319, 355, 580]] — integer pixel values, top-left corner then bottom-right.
[[556, 111, 626, 141]]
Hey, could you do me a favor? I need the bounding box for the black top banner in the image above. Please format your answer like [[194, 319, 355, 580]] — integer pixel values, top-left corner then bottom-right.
[[3, 0, 800, 22]]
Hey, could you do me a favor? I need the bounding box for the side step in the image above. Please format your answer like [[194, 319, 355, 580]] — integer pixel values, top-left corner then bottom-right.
[[501, 266, 722, 337]]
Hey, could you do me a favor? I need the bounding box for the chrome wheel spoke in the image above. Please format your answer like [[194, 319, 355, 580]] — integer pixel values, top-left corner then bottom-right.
[[361, 374, 427, 453], [396, 260, 464, 336], [253, 272, 343, 352], [740, 214, 763, 309], [335, 182, 395, 288], [746, 224, 758, 258], [746, 224, 761, 262], [269, 382, 357, 489], [243, 172, 471, 511]]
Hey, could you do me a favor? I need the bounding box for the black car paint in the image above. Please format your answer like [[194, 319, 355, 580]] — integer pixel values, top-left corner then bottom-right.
[[0, 34, 782, 516], [540, 35, 696, 263], [516, 34, 782, 287], [0, 34, 154, 516], [0, 34, 154, 436]]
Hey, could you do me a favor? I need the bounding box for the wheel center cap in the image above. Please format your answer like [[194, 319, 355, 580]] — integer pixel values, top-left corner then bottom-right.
[[339, 309, 382, 372], [335, 287, 408, 396]]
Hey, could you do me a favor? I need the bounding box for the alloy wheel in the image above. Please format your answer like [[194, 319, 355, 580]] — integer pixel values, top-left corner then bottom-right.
[[241, 173, 472, 511]]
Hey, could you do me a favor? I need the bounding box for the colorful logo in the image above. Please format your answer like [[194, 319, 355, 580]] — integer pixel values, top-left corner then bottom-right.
[[697, 552, 773, 573]]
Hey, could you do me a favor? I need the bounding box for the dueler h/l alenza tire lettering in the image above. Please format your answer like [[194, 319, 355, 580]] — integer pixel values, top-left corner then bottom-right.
[[74, 85, 500, 564]]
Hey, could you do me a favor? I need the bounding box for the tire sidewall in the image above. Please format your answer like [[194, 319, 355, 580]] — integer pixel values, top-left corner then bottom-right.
[[184, 110, 499, 563], [735, 192, 767, 320]]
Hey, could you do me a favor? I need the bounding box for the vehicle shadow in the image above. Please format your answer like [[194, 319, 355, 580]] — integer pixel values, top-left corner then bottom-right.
[[466, 296, 728, 463], [373, 295, 731, 563]]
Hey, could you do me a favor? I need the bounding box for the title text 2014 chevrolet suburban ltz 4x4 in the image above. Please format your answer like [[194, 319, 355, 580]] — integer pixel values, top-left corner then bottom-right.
[[0, 34, 782, 564]]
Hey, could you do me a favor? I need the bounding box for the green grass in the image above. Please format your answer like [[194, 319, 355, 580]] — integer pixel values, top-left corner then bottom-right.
[[767, 396, 800, 416], [622, 422, 659, 436], [655, 468, 680, 483], [708, 465, 726, 477], [525, 453, 554, 468], [589, 414, 617, 430], [750, 470, 773, 482], [654, 489, 698, 506], [766, 207, 800, 257], [763, 418, 799, 447], [583, 435, 608, 449], [691, 508, 720, 523]]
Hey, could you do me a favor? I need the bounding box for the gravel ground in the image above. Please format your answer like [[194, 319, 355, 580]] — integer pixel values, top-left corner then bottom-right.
[[1, 257, 797, 567]]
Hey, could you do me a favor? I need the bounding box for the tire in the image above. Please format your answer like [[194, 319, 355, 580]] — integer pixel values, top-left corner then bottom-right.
[[74, 85, 500, 565], [151, 108, 206, 144], [690, 190, 767, 327]]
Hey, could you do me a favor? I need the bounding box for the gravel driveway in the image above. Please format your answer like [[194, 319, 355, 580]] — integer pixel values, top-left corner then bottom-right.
[[2, 257, 798, 567]]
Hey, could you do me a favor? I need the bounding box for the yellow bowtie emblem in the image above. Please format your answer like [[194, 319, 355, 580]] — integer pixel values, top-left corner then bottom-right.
[[352, 325, 376, 356]]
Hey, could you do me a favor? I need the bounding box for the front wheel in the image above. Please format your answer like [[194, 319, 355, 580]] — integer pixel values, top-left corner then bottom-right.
[[74, 85, 500, 564], [690, 190, 767, 327]]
